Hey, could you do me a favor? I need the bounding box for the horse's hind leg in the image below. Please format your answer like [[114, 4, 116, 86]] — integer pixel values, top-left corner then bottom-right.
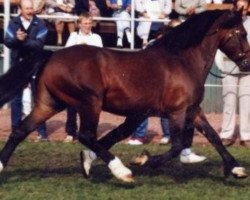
[[0, 102, 61, 172], [81, 115, 146, 177], [77, 105, 137, 182], [193, 108, 247, 178]]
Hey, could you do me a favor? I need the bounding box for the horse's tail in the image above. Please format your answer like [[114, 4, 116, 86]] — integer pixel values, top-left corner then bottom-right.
[[0, 49, 53, 108]]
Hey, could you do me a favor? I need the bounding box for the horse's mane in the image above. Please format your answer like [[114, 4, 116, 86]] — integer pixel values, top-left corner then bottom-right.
[[154, 10, 242, 54]]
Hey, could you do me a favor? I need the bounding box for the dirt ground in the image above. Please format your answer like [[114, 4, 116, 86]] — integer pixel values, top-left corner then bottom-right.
[[0, 109, 226, 145]]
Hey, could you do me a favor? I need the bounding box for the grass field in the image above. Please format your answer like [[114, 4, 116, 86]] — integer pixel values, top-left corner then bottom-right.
[[0, 141, 249, 200]]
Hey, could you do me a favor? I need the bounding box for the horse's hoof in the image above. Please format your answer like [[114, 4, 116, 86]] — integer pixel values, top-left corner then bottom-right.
[[108, 157, 134, 182], [130, 150, 150, 166], [231, 167, 248, 179], [80, 150, 96, 178], [80, 151, 89, 178], [0, 162, 3, 172], [121, 174, 135, 183]]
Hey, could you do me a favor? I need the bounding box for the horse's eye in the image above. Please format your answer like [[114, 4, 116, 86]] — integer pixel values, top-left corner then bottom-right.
[[241, 32, 247, 38]]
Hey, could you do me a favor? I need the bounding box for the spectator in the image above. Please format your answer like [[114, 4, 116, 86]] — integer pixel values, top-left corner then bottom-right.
[[135, 0, 172, 48], [216, 0, 250, 147], [46, 0, 76, 45], [175, 0, 207, 20], [4, 0, 48, 142], [22, 0, 46, 117], [205, 0, 223, 3], [63, 12, 103, 142], [75, 0, 112, 17], [128, 117, 206, 163], [128, 118, 171, 145], [32, 0, 46, 14], [107, 0, 132, 47]]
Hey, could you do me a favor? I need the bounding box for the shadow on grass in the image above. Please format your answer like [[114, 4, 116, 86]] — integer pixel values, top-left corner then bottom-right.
[[0, 158, 249, 188], [128, 159, 249, 187]]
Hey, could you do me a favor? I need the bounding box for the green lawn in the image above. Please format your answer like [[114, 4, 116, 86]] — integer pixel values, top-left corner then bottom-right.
[[0, 141, 249, 200]]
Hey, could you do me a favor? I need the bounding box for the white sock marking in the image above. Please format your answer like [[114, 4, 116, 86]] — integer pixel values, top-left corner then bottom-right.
[[108, 157, 132, 180]]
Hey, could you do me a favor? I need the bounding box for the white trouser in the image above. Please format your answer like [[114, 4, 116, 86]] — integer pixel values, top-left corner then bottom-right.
[[113, 11, 130, 39], [137, 17, 151, 40], [220, 74, 250, 141]]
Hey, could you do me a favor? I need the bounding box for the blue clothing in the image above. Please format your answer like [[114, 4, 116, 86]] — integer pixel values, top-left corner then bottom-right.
[[132, 118, 170, 138], [4, 15, 48, 137], [111, 0, 131, 10], [11, 78, 47, 137], [4, 15, 48, 64]]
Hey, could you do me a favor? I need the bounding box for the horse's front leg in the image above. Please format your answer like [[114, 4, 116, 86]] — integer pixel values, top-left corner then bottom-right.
[[193, 108, 247, 178], [132, 110, 186, 168], [78, 107, 142, 182]]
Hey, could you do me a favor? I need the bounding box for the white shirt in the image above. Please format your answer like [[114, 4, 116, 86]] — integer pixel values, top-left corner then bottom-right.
[[65, 31, 103, 47], [135, 0, 172, 18], [20, 16, 32, 30]]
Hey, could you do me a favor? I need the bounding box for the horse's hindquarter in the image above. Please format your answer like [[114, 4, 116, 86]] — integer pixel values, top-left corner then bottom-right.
[[38, 45, 106, 107]]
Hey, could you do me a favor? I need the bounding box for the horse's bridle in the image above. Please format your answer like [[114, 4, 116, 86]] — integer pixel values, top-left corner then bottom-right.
[[219, 27, 250, 63]]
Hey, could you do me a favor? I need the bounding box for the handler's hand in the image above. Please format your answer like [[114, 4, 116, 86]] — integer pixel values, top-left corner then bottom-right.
[[16, 28, 27, 41]]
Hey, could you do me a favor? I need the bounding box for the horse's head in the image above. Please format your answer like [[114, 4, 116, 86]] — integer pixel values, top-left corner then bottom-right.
[[219, 9, 250, 71]]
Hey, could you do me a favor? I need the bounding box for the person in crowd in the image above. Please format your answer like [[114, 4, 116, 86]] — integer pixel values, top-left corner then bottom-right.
[[135, 0, 172, 48], [205, 0, 223, 3], [106, 0, 132, 48], [4, 0, 48, 142], [128, 18, 206, 163], [32, 0, 46, 14], [63, 12, 103, 142], [75, 0, 112, 17], [215, 0, 250, 147], [127, 117, 206, 163], [45, 0, 76, 45], [175, 0, 207, 20], [128, 118, 171, 145]]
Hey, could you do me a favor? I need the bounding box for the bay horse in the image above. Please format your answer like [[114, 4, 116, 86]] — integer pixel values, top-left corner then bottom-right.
[[0, 9, 250, 183]]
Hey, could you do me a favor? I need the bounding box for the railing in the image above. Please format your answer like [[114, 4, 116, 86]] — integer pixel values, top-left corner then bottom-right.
[[0, 3, 241, 113]]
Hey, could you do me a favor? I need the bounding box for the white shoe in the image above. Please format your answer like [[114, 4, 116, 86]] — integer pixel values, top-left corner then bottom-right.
[[117, 38, 123, 47], [63, 135, 74, 143], [34, 135, 49, 142], [125, 30, 132, 43], [127, 138, 143, 145], [180, 152, 207, 164], [159, 137, 170, 145]]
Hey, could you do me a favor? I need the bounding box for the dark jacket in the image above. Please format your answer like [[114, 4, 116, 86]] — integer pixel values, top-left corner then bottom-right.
[[4, 15, 48, 65]]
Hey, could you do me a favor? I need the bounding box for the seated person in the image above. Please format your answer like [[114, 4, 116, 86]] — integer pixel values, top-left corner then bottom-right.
[[107, 0, 132, 47], [175, 0, 207, 20], [135, 0, 172, 48], [46, 0, 76, 45]]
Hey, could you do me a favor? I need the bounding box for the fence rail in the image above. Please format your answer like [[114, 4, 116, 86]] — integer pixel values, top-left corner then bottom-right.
[[0, 2, 242, 113]]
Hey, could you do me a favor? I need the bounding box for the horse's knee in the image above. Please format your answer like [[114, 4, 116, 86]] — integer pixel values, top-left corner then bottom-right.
[[9, 129, 27, 142], [170, 144, 183, 157], [78, 131, 95, 145]]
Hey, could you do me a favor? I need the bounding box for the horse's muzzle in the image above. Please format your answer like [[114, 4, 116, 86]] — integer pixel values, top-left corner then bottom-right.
[[238, 58, 250, 72]]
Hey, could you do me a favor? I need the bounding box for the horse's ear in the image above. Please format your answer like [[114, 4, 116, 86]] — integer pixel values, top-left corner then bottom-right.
[[231, 2, 244, 18]]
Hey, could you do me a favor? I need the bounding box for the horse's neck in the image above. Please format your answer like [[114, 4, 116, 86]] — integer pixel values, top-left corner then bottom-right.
[[185, 35, 219, 84]]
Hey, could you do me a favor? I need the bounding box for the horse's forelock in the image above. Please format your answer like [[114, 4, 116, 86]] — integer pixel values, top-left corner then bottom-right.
[[220, 10, 243, 29]]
